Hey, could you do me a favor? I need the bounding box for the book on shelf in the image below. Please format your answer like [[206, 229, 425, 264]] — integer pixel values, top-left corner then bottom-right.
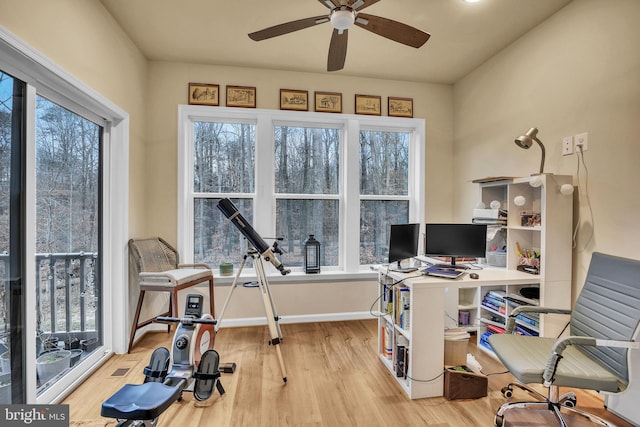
[[486, 323, 506, 334], [396, 345, 406, 378], [394, 287, 411, 330]]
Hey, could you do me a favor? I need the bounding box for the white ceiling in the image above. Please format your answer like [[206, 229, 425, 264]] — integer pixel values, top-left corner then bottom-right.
[[99, 0, 572, 84]]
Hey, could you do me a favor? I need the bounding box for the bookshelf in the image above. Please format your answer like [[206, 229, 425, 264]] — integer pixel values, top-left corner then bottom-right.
[[473, 174, 573, 356], [377, 268, 541, 399]]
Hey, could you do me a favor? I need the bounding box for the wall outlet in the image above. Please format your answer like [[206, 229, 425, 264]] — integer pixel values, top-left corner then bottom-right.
[[575, 132, 588, 152], [562, 136, 574, 156]]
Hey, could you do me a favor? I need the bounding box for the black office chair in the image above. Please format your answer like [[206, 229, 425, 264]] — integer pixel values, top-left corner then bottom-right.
[[489, 252, 640, 426]]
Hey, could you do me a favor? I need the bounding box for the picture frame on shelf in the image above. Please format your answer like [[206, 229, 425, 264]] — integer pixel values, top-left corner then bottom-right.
[[388, 97, 413, 118], [355, 94, 381, 116], [226, 85, 256, 108], [188, 83, 219, 106], [280, 89, 308, 111], [314, 91, 342, 113]]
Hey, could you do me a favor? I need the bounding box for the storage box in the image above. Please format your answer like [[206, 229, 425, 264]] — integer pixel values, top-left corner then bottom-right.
[[487, 251, 507, 267], [444, 329, 469, 366], [444, 366, 488, 400]]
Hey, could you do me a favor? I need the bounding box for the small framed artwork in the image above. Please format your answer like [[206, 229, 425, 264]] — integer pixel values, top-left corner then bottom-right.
[[188, 83, 219, 106], [280, 89, 308, 111], [226, 85, 256, 108], [355, 94, 381, 116], [314, 91, 342, 113], [388, 97, 414, 118]]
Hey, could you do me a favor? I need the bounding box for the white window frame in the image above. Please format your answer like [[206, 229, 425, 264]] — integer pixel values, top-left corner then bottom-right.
[[178, 105, 425, 276]]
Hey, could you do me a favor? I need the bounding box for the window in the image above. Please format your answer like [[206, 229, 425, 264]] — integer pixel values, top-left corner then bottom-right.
[[274, 125, 340, 267], [178, 107, 424, 275], [360, 129, 412, 265]]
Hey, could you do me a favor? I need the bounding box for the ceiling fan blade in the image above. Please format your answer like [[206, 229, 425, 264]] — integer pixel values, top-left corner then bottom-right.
[[318, 0, 340, 8], [249, 15, 330, 41], [327, 29, 348, 71], [355, 13, 430, 48], [350, 0, 381, 11]]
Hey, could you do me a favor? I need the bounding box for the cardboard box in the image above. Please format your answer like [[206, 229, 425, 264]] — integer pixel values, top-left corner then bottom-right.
[[444, 366, 488, 400]]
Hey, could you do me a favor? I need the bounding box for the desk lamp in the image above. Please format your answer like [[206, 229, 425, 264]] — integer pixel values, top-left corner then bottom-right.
[[515, 127, 545, 174]]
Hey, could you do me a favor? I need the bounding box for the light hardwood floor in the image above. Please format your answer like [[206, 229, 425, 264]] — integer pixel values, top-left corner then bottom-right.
[[64, 320, 634, 426]]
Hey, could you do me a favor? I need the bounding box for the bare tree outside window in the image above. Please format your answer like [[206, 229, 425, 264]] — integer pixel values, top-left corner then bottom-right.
[[275, 126, 339, 267], [181, 107, 423, 273], [359, 130, 411, 265], [34, 96, 102, 392], [193, 121, 255, 267]]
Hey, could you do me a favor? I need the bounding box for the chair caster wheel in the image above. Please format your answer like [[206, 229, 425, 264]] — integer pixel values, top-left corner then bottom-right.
[[501, 386, 513, 398], [494, 414, 504, 426], [559, 391, 577, 407]]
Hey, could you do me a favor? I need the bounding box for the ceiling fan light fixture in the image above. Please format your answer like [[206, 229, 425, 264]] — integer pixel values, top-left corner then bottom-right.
[[330, 9, 356, 31]]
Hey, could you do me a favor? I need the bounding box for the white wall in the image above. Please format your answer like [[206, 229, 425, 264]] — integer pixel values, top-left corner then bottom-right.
[[453, 0, 640, 299]]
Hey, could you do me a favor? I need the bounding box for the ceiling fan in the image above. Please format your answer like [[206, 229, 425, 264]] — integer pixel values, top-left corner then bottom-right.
[[248, 0, 430, 72]]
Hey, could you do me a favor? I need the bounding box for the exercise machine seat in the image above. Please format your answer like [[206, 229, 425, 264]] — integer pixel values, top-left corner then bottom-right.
[[101, 382, 182, 421]]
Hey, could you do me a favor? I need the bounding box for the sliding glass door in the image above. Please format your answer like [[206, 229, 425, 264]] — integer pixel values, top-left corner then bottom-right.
[[34, 95, 102, 395], [0, 68, 104, 401]]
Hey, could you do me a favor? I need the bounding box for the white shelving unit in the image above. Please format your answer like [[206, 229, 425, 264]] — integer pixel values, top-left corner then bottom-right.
[[377, 268, 541, 399], [473, 174, 574, 356], [377, 273, 432, 399]]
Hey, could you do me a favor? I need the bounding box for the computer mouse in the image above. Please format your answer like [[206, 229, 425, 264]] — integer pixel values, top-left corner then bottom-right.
[[469, 272, 479, 279]]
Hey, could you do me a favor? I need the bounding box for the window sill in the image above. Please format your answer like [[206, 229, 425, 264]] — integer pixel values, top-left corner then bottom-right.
[[212, 268, 378, 286]]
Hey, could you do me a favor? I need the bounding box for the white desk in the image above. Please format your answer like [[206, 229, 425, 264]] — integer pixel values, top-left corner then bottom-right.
[[378, 268, 541, 399]]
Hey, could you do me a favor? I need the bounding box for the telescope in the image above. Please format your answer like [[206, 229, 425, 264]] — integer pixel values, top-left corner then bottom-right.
[[217, 198, 291, 276]]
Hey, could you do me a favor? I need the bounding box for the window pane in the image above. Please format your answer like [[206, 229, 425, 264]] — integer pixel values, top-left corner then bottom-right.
[[360, 200, 409, 265], [193, 121, 255, 193], [35, 95, 102, 393], [275, 126, 339, 194], [276, 199, 338, 267], [194, 198, 253, 268], [360, 130, 409, 196]]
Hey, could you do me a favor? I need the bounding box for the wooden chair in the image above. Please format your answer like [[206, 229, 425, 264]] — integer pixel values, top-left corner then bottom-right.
[[128, 237, 215, 353]]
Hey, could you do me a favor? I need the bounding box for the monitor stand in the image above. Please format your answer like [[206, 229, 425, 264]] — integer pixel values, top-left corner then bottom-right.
[[389, 260, 418, 273], [436, 257, 469, 270]]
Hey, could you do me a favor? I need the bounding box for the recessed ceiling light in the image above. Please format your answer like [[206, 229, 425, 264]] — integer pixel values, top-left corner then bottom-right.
[[464, 0, 482, 3]]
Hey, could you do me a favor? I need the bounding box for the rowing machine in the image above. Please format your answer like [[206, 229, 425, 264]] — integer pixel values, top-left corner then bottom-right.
[[101, 295, 226, 427]]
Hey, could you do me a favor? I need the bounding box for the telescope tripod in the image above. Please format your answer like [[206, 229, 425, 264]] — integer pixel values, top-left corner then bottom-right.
[[216, 250, 287, 383]]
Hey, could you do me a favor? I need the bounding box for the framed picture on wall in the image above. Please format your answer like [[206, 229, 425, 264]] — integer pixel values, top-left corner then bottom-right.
[[355, 94, 381, 116], [314, 91, 342, 113], [388, 97, 413, 118], [188, 83, 219, 106], [280, 89, 308, 111], [226, 85, 256, 108]]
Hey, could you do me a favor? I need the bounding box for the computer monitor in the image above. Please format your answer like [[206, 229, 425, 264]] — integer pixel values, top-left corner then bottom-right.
[[388, 223, 420, 272], [424, 223, 487, 268]]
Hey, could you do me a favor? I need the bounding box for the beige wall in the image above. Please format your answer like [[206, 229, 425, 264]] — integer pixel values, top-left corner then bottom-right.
[[0, 0, 149, 238], [453, 0, 640, 300]]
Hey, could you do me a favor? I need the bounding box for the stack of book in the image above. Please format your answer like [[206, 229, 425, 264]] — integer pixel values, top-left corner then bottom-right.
[[481, 290, 507, 314]]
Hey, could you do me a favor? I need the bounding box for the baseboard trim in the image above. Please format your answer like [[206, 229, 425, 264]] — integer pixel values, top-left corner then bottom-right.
[[217, 311, 373, 328]]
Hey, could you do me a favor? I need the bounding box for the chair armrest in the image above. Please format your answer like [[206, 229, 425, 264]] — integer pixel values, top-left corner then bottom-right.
[[543, 336, 640, 385], [178, 263, 212, 269], [505, 306, 572, 334]]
